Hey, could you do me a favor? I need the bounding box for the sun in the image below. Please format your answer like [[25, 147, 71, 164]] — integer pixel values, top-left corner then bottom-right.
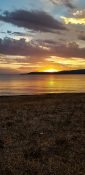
[[44, 69, 58, 73]]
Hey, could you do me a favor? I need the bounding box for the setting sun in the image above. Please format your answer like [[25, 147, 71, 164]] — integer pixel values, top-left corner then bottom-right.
[[44, 69, 58, 73]]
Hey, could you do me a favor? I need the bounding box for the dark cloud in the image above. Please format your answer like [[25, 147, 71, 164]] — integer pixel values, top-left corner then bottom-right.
[[50, 0, 75, 9], [0, 38, 51, 57], [7, 31, 32, 37], [64, 0, 75, 9], [0, 38, 85, 60], [0, 10, 66, 32], [12, 32, 27, 36], [41, 39, 57, 44], [34, 39, 57, 46], [53, 42, 85, 58], [7, 30, 12, 34]]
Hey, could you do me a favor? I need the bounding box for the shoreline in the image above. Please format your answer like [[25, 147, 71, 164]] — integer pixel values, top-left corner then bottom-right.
[[0, 92, 85, 102], [0, 92, 85, 96]]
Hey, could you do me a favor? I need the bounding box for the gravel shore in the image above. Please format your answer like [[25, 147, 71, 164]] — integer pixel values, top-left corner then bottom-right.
[[0, 93, 85, 175]]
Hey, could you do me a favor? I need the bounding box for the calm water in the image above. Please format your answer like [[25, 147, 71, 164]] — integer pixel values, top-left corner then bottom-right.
[[0, 74, 85, 95]]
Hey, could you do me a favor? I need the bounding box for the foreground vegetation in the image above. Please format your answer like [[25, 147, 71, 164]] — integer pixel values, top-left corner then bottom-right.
[[0, 93, 85, 175]]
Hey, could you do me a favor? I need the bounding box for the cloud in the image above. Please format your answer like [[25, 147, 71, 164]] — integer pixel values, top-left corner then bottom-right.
[[12, 32, 28, 37], [33, 39, 57, 47], [73, 10, 85, 18], [7, 30, 27, 37], [6, 31, 33, 42], [49, 0, 75, 9], [61, 16, 85, 25], [7, 31, 31, 37], [0, 10, 66, 32], [0, 38, 51, 57], [0, 38, 85, 60], [46, 56, 85, 68], [61, 9, 85, 25], [53, 42, 85, 58], [40, 39, 56, 44], [7, 30, 12, 34]]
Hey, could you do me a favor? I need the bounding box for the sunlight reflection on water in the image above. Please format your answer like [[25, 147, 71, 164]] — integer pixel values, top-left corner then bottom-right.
[[0, 74, 85, 95]]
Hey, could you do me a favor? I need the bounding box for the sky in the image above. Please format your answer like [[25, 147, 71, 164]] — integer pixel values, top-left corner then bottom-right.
[[0, 0, 85, 74]]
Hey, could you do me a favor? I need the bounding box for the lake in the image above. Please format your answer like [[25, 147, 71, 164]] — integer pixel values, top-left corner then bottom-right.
[[0, 74, 85, 95]]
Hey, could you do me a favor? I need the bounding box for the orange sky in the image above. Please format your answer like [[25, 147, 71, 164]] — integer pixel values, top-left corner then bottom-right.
[[0, 0, 85, 73]]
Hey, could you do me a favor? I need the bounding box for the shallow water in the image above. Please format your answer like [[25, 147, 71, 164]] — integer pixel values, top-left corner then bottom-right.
[[0, 74, 85, 95]]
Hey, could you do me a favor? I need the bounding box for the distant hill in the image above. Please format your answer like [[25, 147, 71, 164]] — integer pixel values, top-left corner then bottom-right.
[[25, 69, 85, 75]]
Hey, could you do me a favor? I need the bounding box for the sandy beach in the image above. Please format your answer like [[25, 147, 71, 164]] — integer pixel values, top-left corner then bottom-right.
[[0, 93, 85, 175]]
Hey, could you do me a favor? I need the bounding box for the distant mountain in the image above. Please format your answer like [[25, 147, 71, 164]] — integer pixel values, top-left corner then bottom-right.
[[25, 69, 85, 75]]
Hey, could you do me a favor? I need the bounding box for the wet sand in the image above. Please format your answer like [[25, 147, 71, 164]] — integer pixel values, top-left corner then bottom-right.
[[0, 93, 85, 175]]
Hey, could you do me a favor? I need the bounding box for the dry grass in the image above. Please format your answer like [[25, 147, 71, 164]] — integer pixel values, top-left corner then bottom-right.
[[0, 93, 85, 175]]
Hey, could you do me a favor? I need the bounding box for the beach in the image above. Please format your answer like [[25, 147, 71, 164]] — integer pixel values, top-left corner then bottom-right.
[[0, 93, 85, 175]]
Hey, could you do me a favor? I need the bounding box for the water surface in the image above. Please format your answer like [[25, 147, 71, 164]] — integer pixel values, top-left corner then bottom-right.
[[0, 74, 85, 95]]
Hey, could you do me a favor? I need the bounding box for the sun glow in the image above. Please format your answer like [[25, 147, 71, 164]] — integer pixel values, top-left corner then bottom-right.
[[44, 69, 58, 72]]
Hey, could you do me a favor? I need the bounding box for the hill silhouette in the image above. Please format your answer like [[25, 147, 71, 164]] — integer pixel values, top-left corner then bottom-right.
[[25, 69, 85, 75]]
